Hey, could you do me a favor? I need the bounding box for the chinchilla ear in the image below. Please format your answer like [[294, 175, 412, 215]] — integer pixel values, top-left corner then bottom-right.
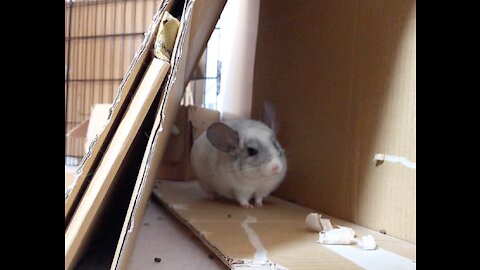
[[206, 122, 240, 153], [262, 101, 279, 134]]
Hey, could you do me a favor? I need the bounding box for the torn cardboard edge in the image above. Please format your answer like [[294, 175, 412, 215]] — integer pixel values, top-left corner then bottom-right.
[[111, 1, 197, 269], [65, 0, 228, 268], [65, 2, 177, 269], [305, 212, 333, 232], [64, 0, 170, 224], [65, 57, 171, 269], [65, 10, 183, 184], [111, 1, 227, 268]]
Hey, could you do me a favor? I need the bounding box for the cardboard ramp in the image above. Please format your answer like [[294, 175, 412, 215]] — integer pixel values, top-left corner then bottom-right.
[[64, 0, 227, 269], [152, 180, 416, 270]]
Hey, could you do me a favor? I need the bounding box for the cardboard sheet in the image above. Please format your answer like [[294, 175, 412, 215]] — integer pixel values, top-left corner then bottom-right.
[[110, 1, 226, 268], [64, 0, 171, 225], [64, 1, 227, 269], [251, 0, 416, 243], [152, 180, 416, 270], [65, 58, 171, 270]]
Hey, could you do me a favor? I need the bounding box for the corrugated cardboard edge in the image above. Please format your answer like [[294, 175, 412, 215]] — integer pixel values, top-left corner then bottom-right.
[[112, 1, 228, 268], [110, 1, 195, 269], [65, 58, 171, 270], [64, 0, 170, 225]]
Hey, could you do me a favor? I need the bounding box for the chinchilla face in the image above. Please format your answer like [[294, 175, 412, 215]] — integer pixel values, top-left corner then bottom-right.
[[207, 120, 287, 178], [234, 130, 286, 178]]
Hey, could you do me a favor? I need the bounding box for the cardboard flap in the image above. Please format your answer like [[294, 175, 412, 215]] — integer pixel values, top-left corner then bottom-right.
[[110, 0, 227, 268], [162, 107, 188, 163], [86, 104, 112, 143], [188, 105, 220, 140], [65, 58, 171, 270], [185, 0, 227, 82], [64, 0, 169, 225], [66, 103, 111, 152], [66, 119, 89, 138], [111, 1, 197, 268], [65, 0, 227, 269]]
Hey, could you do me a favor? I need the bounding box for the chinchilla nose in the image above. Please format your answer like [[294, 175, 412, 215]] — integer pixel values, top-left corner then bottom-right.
[[271, 163, 281, 174]]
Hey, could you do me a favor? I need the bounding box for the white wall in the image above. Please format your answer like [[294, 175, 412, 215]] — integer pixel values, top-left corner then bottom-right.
[[216, 0, 260, 120]]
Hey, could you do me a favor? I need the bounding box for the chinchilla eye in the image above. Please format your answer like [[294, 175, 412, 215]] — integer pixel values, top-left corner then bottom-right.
[[247, 147, 258, 156], [273, 141, 283, 154]]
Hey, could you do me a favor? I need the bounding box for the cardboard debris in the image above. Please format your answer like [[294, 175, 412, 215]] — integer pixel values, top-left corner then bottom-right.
[[318, 226, 355, 245], [360, 235, 376, 250], [154, 11, 181, 61], [305, 213, 333, 233], [305, 213, 323, 232]]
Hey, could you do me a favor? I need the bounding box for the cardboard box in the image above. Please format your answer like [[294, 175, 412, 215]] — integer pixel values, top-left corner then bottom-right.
[[65, 166, 76, 190], [156, 105, 220, 181], [65, 56, 171, 269], [65, 104, 220, 182], [149, 0, 416, 268], [66, 104, 112, 154], [65, 0, 415, 269]]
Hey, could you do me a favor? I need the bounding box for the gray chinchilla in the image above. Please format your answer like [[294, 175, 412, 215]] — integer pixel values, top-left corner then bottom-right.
[[190, 102, 287, 208]]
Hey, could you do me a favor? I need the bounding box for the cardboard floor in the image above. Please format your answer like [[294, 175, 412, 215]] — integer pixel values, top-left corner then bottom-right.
[[152, 180, 416, 270], [128, 199, 227, 269]]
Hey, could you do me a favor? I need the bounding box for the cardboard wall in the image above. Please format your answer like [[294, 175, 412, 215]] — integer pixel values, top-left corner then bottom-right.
[[251, 0, 416, 243]]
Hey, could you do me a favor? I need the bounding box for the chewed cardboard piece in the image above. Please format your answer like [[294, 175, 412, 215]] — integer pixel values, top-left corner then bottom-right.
[[306, 212, 377, 250]]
